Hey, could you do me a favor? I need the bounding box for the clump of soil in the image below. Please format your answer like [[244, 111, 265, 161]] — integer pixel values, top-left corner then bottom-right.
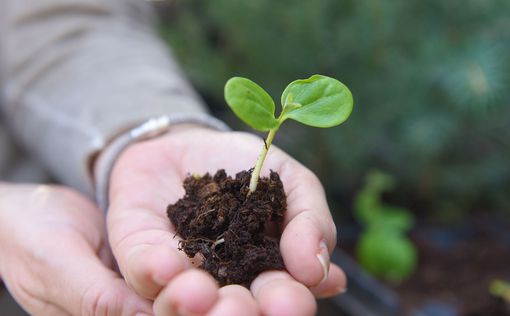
[[167, 169, 286, 287]]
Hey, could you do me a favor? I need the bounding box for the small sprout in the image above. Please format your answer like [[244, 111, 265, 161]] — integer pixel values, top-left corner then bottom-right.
[[225, 74, 353, 192]]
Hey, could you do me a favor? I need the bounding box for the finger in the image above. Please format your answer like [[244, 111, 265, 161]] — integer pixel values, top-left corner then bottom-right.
[[109, 226, 191, 299], [208, 285, 259, 316], [309, 263, 347, 298], [272, 156, 338, 287], [153, 269, 219, 316], [108, 143, 191, 299], [45, 246, 153, 315], [0, 184, 153, 315], [3, 281, 71, 316], [3, 250, 149, 316], [280, 212, 337, 287], [251, 271, 317, 316], [277, 158, 337, 246]]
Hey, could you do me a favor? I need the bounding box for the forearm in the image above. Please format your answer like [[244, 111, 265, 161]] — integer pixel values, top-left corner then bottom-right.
[[0, 0, 208, 196]]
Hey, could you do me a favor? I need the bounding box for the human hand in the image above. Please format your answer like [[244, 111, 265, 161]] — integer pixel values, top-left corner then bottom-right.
[[108, 126, 347, 316], [0, 183, 152, 316]]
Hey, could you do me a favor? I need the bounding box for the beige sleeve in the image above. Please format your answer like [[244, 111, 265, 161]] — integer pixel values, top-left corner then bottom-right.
[[0, 0, 210, 196]]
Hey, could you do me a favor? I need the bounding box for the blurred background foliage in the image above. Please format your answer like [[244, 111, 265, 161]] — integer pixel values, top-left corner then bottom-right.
[[157, 0, 510, 221]]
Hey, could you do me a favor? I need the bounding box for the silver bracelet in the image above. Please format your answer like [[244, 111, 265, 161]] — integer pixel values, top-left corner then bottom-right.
[[94, 113, 230, 212]]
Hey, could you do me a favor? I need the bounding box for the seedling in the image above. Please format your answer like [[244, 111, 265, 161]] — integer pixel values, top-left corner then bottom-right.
[[225, 74, 353, 192], [354, 170, 417, 283], [168, 75, 353, 287]]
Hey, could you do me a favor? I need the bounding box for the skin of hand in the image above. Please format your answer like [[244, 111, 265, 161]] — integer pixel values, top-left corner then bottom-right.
[[108, 126, 347, 316], [0, 183, 153, 316]]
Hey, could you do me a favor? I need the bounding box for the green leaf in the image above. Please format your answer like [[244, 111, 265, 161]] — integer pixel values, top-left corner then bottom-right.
[[280, 74, 353, 127], [357, 229, 417, 283], [366, 170, 396, 192], [224, 77, 279, 131], [378, 206, 414, 231]]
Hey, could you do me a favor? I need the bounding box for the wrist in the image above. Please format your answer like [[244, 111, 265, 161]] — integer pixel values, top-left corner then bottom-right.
[[159, 122, 216, 135], [93, 114, 230, 211]]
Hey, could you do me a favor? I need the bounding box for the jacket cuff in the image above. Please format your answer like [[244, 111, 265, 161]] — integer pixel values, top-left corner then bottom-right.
[[93, 113, 230, 212]]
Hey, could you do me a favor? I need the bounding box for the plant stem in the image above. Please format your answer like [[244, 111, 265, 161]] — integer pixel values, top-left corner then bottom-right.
[[249, 126, 279, 193], [212, 238, 225, 248]]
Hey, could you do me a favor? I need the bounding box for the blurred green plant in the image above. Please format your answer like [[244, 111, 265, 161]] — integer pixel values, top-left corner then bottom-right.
[[355, 170, 417, 283], [157, 0, 510, 216], [490, 279, 510, 303]]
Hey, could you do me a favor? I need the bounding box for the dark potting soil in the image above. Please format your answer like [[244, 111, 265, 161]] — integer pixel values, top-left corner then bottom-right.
[[167, 169, 286, 287]]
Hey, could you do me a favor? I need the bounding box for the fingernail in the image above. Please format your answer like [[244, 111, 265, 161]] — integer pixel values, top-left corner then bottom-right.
[[316, 240, 330, 286], [135, 313, 153, 316], [316, 284, 347, 299]]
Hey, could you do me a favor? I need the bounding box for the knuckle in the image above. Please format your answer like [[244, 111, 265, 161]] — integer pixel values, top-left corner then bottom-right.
[[81, 282, 119, 316], [81, 283, 101, 316]]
